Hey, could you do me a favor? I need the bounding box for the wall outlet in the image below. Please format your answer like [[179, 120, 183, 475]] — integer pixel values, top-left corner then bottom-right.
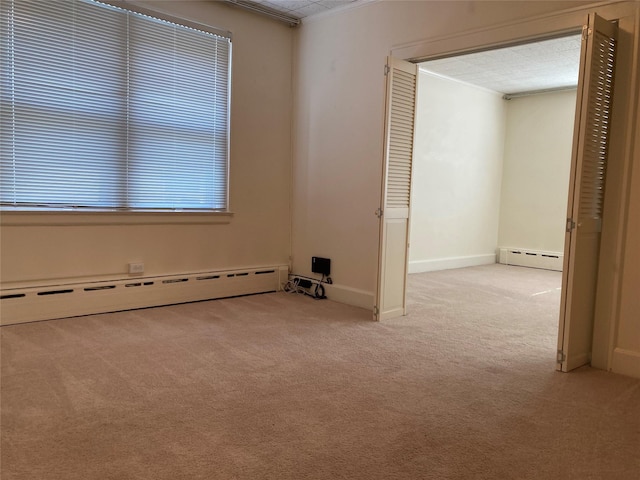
[[128, 262, 144, 274]]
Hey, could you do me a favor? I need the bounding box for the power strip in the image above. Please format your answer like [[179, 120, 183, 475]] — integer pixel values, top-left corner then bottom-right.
[[284, 275, 329, 299]]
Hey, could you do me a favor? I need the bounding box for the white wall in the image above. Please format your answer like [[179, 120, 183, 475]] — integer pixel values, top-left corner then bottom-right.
[[498, 90, 576, 253], [0, 1, 293, 287], [611, 87, 640, 377], [292, 0, 594, 306], [409, 72, 506, 273], [409, 80, 574, 273]]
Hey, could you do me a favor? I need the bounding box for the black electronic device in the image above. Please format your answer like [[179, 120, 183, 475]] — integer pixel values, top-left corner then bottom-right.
[[311, 257, 331, 276]]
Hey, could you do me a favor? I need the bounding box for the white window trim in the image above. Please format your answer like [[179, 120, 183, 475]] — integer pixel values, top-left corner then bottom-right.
[[0, 210, 234, 226]]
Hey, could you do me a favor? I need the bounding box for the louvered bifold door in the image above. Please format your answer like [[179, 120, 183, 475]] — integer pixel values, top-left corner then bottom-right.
[[557, 14, 617, 372], [375, 57, 418, 321]]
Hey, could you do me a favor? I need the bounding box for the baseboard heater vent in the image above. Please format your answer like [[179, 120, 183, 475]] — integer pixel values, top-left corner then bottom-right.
[[498, 248, 563, 271], [1, 265, 289, 326]]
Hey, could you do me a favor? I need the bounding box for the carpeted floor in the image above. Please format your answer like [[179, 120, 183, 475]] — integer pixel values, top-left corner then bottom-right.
[[1, 264, 639, 479]]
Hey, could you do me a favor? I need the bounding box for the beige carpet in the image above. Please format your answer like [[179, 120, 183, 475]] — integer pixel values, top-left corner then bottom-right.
[[1, 264, 639, 479]]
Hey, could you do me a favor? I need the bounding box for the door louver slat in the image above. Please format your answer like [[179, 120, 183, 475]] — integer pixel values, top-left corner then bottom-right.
[[578, 30, 616, 222], [386, 69, 416, 209]]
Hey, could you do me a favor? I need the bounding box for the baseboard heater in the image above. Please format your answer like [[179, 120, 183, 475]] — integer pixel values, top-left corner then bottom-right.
[[0, 265, 289, 326], [497, 248, 563, 271]]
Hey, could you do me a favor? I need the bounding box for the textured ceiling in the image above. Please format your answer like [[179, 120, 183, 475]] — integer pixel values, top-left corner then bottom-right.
[[237, 2, 580, 95], [243, 0, 358, 19], [419, 34, 582, 95]]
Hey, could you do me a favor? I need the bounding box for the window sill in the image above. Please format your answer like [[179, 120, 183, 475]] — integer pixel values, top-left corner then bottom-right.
[[0, 210, 234, 226]]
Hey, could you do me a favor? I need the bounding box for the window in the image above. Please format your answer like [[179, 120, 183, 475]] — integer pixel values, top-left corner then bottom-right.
[[0, 0, 231, 212]]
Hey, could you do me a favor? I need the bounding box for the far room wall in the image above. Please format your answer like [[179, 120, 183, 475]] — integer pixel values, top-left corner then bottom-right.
[[498, 90, 576, 254], [409, 72, 576, 273], [409, 71, 506, 273]]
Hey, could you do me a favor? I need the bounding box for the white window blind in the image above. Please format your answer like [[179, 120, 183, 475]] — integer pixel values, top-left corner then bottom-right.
[[0, 0, 231, 211]]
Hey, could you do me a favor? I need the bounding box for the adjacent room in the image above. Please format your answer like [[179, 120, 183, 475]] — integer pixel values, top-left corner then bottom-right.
[[410, 34, 581, 275], [407, 35, 582, 364]]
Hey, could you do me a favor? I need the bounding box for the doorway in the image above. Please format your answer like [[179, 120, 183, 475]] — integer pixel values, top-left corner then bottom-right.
[[377, 12, 627, 373], [410, 34, 581, 277], [406, 35, 580, 371]]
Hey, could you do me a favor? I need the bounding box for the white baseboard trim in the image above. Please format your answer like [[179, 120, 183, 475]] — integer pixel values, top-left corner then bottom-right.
[[324, 283, 374, 311], [611, 348, 640, 380], [408, 254, 496, 274], [497, 247, 563, 271], [1, 265, 289, 326]]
